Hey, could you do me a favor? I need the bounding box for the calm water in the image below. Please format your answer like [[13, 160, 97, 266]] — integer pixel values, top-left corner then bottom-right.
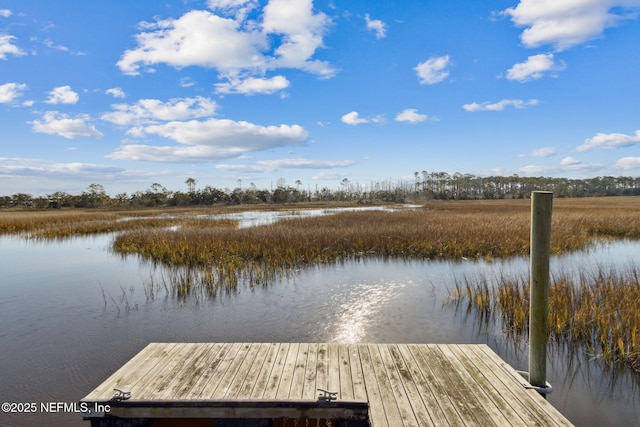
[[0, 216, 639, 426]]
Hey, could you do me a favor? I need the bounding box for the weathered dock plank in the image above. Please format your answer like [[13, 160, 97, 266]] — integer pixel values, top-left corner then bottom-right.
[[196, 341, 243, 399], [348, 345, 367, 402], [178, 342, 226, 399], [366, 343, 406, 426], [421, 344, 494, 426], [356, 344, 389, 427], [338, 344, 354, 401], [214, 342, 253, 398], [407, 344, 467, 426], [457, 344, 551, 427], [82, 343, 575, 426], [288, 342, 309, 399], [395, 344, 450, 426], [155, 343, 216, 400], [377, 343, 421, 426], [315, 342, 329, 393], [474, 344, 574, 427], [386, 344, 433, 426], [126, 342, 193, 400], [248, 342, 281, 399], [225, 342, 265, 399], [263, 342, 290, 399], [302, 342, 319, 400], [180, 341, 232, 399], [83, 342, 176, 401], [440, 344, 517, 426], [275, 342, 300, 399]]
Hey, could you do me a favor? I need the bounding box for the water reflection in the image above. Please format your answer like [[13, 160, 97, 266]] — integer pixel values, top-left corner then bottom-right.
[[0, 233, 639, 426], [329, 280, 407, 343], [209, 205, 416, 228]]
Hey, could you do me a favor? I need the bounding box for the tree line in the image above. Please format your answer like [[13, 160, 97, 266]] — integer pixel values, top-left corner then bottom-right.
[[2, 173, 639, 209]]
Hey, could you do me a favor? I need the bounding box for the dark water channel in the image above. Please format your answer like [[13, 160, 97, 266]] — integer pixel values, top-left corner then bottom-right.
[[1, 215, 639, 426]]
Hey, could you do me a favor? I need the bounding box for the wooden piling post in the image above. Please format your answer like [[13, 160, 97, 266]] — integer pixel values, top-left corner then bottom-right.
[[529, 191, 553, 392]]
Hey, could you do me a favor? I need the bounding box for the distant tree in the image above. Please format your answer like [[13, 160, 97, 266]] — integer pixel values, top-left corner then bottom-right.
[[185, 177, 197, 193], [145, 183, 170, 206], [77, 184, 107, 208], [113, 193, 129, 207], [340, 178, 350, 198], [272, 187, 289, 203], [12, 193, 34, 208], [48, 191, 74, 207]]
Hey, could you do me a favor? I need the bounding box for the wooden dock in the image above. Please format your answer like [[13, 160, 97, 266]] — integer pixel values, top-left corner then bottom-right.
[[82, 343, 574, 426]]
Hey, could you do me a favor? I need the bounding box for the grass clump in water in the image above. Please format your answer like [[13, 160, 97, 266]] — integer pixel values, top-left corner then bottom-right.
[[112, 197, 640, 291], [0, 208, 236, 239], [450, 267, 640, 374]]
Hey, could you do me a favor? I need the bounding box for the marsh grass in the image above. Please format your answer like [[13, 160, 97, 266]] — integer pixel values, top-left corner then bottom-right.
[[111, 197, 640, 280], [0, 208, 237, 239], [450, 267, 640, 374], [4, 197, 640, 374], [108, 196, 640, 373]]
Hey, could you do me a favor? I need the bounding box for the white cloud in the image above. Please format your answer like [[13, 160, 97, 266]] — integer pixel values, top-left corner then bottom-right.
[[108, 118, 308, 162], [45, 86, 79, 104], [179, 77, 196, 88], [101, 96, 219, 126], [506, 53, 565, 82], [615, 157, 640, 170], [118, 2, 336, 87], [103, 95, 307, 163], [138, 119, 306, 145], [312, 170, 347, 181], [207, 0, 259, 20], [0, 9, 22, 62], [365, 14, 387, 39], [0, 82, 27, 103], [216, 158, 354, 172], [341, 111, 384, 126], [576, 129, 640, 151], [49, 162, 122, 174], [517, 157, 604, 175], [522, 146, 557, 157], [0, 158, 124, 178], [0, 34, 26, 60], [560, 156, 581, 166], [44, 39, 69, 52], [502, 0, 640, 51], [214, 74, 290, 95], [463, 99, 539, 112], [43, 39, 86, 55], [262, 0, 335, 76], [395, 109, 434, 123], [414, 55, 451, 85], [31, 111, 104, 139], [118, 10, 267, 75], [341, 111, 368, 126], [258, 158, 353, 170], [105, 87, 126, 98]]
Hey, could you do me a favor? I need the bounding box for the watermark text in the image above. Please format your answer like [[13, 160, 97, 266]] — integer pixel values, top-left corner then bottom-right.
[[2, 401, 110, 414]]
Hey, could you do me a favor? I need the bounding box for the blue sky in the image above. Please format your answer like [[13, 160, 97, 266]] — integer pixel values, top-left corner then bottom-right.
[[1, 0, 639, 196]]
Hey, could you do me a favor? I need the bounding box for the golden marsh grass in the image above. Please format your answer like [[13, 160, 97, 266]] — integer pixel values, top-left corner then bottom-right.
[[3, 197, 639, 373], [112, 197, 640, 269], [0, 208, 237, 239], [451, 267, 640, 374]]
